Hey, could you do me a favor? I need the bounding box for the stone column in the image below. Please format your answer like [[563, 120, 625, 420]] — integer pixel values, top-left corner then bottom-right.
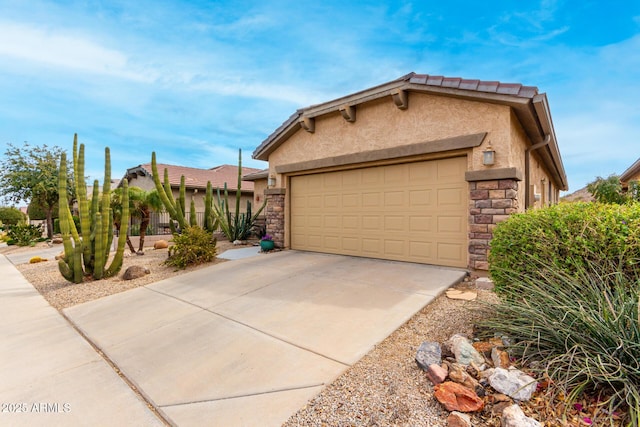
[[468, 179, 519, 270], [264, 188, 285, 248]]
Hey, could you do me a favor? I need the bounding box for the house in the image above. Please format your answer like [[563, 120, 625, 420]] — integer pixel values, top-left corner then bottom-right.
[[122, 163, 263, 223], [620, 158, 640, 190], [252, 72, 567, 271]]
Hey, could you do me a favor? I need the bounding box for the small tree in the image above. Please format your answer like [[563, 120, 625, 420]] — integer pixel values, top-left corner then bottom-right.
[[587, 174, 640, 204], [0, 143, 73, 239]]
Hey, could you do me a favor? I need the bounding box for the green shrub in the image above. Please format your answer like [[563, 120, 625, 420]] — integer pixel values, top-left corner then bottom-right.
[[489, 202, 640, 293], [0, 207, 26, 225], [165, 226, 217, 270], [6, 223, 44, 246], [478, 261, 640, 425]]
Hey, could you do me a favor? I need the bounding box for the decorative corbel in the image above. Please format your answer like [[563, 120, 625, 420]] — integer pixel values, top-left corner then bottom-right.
[[392, 90, 408, 110], [299, 116, 315, 133], [339, 104, 356, 122]]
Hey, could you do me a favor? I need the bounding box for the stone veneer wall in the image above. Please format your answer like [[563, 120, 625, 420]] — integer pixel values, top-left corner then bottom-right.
[[468, 179, 519, 270], [264, 189, 285, 248]]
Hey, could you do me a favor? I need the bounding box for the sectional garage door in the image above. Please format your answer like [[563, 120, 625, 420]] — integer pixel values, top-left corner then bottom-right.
[[290, 156, 468, 267]]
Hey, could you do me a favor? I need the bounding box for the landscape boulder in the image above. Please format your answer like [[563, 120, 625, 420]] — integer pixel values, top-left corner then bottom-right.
[[122, 265, 150, 280], [154, 240, 169, 249], [501, 404, 542, 427], [415, 341, 442, 370], [51, 237, 63, 244], [446, 334, 485, 366], [433, 381, 484, 412], [487, 368, 537, 401], [426, 364, 448, 385], [447, 411, 471, 427]]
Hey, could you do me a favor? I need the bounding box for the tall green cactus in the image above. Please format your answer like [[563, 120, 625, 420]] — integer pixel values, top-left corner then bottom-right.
[[151, 152, 187, 231], [212, 149, 265, 241], [58, 134, 129, 283]]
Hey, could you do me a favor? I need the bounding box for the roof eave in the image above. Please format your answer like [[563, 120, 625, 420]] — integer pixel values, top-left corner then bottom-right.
[[620, 158, 640, 183], [532, 94, 569, 191]]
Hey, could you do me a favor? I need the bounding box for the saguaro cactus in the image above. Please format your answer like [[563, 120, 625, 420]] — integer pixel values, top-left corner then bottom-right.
[[58, 134, 129, 283]]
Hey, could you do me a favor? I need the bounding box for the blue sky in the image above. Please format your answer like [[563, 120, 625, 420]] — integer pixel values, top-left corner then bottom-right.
[[0, 0, 639, 201]]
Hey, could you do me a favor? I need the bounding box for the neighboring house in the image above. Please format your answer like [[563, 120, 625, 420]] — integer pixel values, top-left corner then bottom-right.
[[122, 163, 263, 221], [252, 72, 568, 271], [620, 158, 640, 190]]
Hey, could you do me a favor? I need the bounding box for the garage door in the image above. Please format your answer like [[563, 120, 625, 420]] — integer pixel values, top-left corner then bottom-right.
[[290, 157, 468, 267]]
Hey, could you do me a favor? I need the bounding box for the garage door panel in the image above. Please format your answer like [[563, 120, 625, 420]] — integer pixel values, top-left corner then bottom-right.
[[438, 216, 464, 233], [384, 191, 404, 206], [362, 192, 381, 207], [409, 216, 432, 232], [438, 188, 465, 206], [362, 215, 381, 230], [409, 241, 432, 259], [384, 216, 405, 232], [409, 189, 432, 206], [290, 157, 467, 268], [384, 240, 405, 256]]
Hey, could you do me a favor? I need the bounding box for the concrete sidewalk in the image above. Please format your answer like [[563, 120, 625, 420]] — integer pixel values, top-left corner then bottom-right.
[[0, 254, 164, 427], [64, 251, 466, 426]]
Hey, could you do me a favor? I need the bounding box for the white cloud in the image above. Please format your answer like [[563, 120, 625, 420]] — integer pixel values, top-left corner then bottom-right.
[[0, 21, 156, 82]]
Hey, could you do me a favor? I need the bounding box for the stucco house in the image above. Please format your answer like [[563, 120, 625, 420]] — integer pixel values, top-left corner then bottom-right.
[[122, 163, 263, 222], [620, 158, 640, 190], [252, 72, 567, 271]]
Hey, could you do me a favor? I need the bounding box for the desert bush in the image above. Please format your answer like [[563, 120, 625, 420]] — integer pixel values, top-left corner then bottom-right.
[[489, 202, 640, 293], [165, 226, 217, 270], [0, 206, 26, 225], [6, 223, 44, 246], [479, 261, 640, 425]]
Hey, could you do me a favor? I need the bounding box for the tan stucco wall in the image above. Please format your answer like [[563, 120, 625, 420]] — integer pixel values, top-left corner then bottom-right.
[[623, 171, 640, 185], [268, 93, 514, 187], [126, 175, 157, 192], [252, 178, 267, 210]]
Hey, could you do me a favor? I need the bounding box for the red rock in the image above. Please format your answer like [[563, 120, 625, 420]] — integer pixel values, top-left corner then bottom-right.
[[434, 381, 484, 412], [426, 363, 448, 385]]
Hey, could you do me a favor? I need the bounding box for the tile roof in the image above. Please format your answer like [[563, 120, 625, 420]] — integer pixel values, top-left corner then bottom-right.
[[132, 163, 261, 192], [408, 73, 538, 98]]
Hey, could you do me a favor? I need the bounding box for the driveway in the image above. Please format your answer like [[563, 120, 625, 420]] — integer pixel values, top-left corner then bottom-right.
[[64, 251, 465, 426]]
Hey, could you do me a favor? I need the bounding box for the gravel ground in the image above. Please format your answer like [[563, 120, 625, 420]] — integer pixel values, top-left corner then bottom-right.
[[283, 287, 498, 427], [2, 239, 498, 426]]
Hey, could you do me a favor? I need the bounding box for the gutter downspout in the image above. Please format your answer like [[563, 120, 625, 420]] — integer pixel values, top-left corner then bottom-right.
[[525, 134, 551, 209]]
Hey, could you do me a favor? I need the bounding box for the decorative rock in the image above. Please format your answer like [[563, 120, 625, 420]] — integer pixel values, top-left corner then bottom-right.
[[447, 411, 471, 427], [488, 368, 538, 401], [416, 341, 442, 370], [154, 240, 169, 249], [475, 277, 494, 290], [446, 288, 477, 301], [501, 404, 542, 427], [492, 347, 511, 368], [446, 334, 485, 366], [51, 237, 63, 244], [426, 364, 448, 385], [434, 381, 484, 412], [122, 265, 150, 280], [232, 239, 246, 245], [55, 251, 65, 260], [447, 362, 479, 390], [472, 337, 503, 355]]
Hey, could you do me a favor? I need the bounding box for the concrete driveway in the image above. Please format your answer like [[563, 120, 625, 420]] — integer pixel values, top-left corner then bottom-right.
[[64, 251, 465, 426]]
